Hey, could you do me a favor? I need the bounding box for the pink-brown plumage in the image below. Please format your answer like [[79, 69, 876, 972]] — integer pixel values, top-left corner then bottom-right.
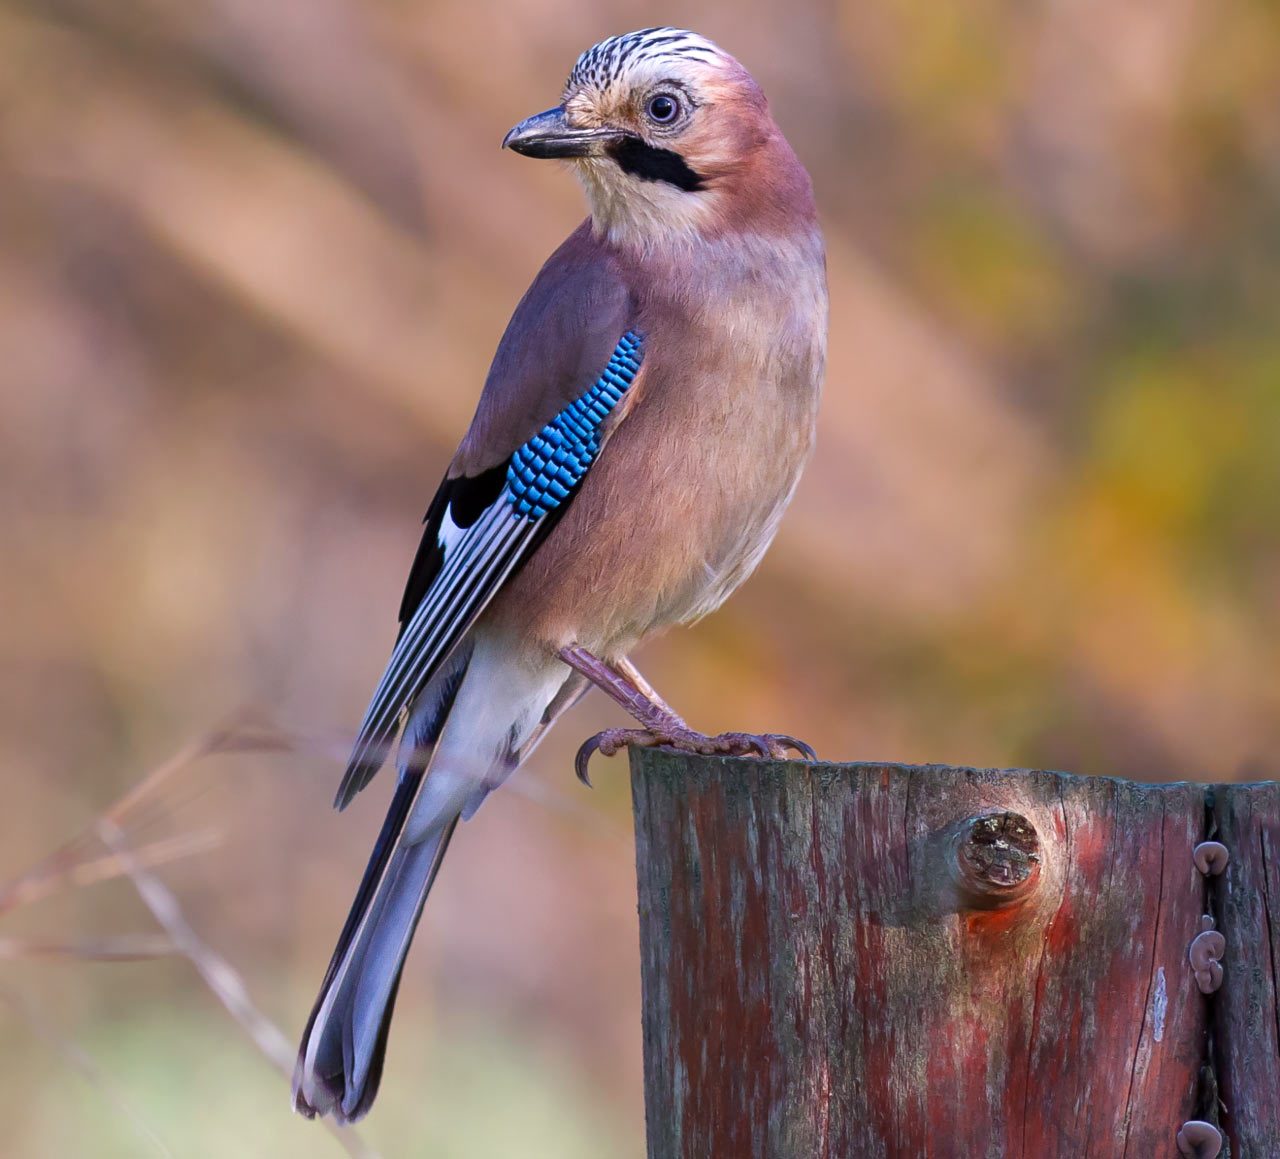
[[490, 215, 826, 657], [294, 27, 827, 1124]]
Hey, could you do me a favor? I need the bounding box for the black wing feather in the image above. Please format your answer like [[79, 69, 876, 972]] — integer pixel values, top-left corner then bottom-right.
[[396, 464, 508, 631], [335, 327, 645, 809]]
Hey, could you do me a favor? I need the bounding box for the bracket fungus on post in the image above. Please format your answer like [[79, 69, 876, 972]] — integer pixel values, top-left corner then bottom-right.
[[1189, 916, 1225, 996], [1176, 1119, 1223, 1158], [629, 753, 1280, 1159], [1192, 841, 1229, 876]]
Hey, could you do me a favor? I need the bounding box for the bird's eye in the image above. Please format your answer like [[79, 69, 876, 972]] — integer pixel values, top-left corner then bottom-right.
[[646, 93, 679, 124]]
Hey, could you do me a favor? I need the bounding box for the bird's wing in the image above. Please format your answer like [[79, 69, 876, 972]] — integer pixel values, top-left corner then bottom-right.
[[336, 225, 639, 807]]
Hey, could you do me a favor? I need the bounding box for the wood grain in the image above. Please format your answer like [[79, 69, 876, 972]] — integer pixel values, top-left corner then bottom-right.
[[1214, 781, 1280, 1157], [630, 753, 1243, 1158]]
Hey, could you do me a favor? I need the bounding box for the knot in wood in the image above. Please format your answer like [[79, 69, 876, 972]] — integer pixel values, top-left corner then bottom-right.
[[1176, 1120, 1222, 1158], [951, 811, 1041, 910]]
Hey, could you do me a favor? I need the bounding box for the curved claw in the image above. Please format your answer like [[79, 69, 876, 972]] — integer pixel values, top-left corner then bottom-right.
[[717, 732, 817, 761], [775, 734, 817, 761], [575, 726, 815, 784], [574, 734, 603, 787]]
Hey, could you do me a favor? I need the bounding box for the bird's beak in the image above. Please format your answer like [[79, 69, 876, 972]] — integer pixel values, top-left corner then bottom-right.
[[502, 107, 626, 159]]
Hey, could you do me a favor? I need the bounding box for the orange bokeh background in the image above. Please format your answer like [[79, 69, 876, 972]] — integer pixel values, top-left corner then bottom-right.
[[2, 1, 1278, 1154]]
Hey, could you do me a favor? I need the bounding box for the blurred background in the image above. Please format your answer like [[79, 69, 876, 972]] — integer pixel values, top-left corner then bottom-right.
[[2, 0, 1278, 1154]]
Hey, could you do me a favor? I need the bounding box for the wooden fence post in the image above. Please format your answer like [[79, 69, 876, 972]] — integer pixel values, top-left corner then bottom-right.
[[629, 751, 1280, 1158]]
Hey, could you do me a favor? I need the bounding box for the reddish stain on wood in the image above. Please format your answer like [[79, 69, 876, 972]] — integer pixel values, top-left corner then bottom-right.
[[629, 755, 1276, 1158]]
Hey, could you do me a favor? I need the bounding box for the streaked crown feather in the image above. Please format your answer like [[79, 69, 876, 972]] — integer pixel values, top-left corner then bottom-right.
[[566, 28, 728, 94]]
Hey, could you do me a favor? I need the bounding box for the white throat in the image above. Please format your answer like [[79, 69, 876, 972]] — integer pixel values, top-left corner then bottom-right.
[[576, 159, 721, 251]]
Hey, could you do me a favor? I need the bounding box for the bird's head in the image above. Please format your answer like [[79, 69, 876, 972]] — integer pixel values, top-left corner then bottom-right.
[[503, 29, 811, 249]]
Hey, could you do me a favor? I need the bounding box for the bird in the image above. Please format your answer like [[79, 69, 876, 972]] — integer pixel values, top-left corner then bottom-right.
[[292, 26, 828, 1123]]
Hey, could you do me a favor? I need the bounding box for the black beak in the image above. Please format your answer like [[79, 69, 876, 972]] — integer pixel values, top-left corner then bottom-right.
[[502, 106, 626, 159]]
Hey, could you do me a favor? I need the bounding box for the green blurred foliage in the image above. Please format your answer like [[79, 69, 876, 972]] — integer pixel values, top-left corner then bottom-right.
[[9, 1001, 637, 1158]]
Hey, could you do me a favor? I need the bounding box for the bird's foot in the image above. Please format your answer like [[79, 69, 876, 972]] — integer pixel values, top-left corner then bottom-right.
[[574, 726, 815, 785]]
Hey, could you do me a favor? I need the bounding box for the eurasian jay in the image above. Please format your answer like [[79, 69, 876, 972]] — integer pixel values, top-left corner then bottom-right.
[[293, 27, 828, 1122]]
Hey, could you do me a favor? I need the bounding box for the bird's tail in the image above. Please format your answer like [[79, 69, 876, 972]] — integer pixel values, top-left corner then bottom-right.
[[294, 639, 578, 1122], [292, 767, 456, 1123]]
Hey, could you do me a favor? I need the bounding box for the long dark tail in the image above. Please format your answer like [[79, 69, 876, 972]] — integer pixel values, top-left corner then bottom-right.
[[292, 769, 456, 1123]]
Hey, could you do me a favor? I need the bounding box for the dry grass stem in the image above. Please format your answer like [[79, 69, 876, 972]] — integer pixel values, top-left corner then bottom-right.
[[0, 987, 175, 1158], [0, 709, 296, 914], [1, 712, 605, 1158], [95, 821, 294, 1069], [0, 934, 179, 961], [505, 771, 629, 839], [96, 819, 382, 1159], [0, 830, 222, 915]]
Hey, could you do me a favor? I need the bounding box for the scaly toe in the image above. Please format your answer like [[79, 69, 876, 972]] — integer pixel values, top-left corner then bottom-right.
[[708, 732, 818, 761], [574, 726, 816, 785], [710, 732, 774, 758], [575, 727, 675, 785]]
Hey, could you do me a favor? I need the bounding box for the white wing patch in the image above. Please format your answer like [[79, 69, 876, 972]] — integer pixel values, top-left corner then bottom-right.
[[336, 330, 646, 807], [341, 498, 540, 798], [437, 508, 468, 553]]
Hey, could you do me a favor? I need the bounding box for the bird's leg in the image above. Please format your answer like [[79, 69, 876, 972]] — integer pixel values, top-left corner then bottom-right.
[[612, 655, 682, 722], [557, 644, 816, 784], [557, 645, 684, 731]]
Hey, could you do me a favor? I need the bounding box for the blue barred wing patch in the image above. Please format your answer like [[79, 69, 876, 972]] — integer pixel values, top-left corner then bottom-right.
[[337, 330, 645, 806], [507, 331, 645, 519]]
